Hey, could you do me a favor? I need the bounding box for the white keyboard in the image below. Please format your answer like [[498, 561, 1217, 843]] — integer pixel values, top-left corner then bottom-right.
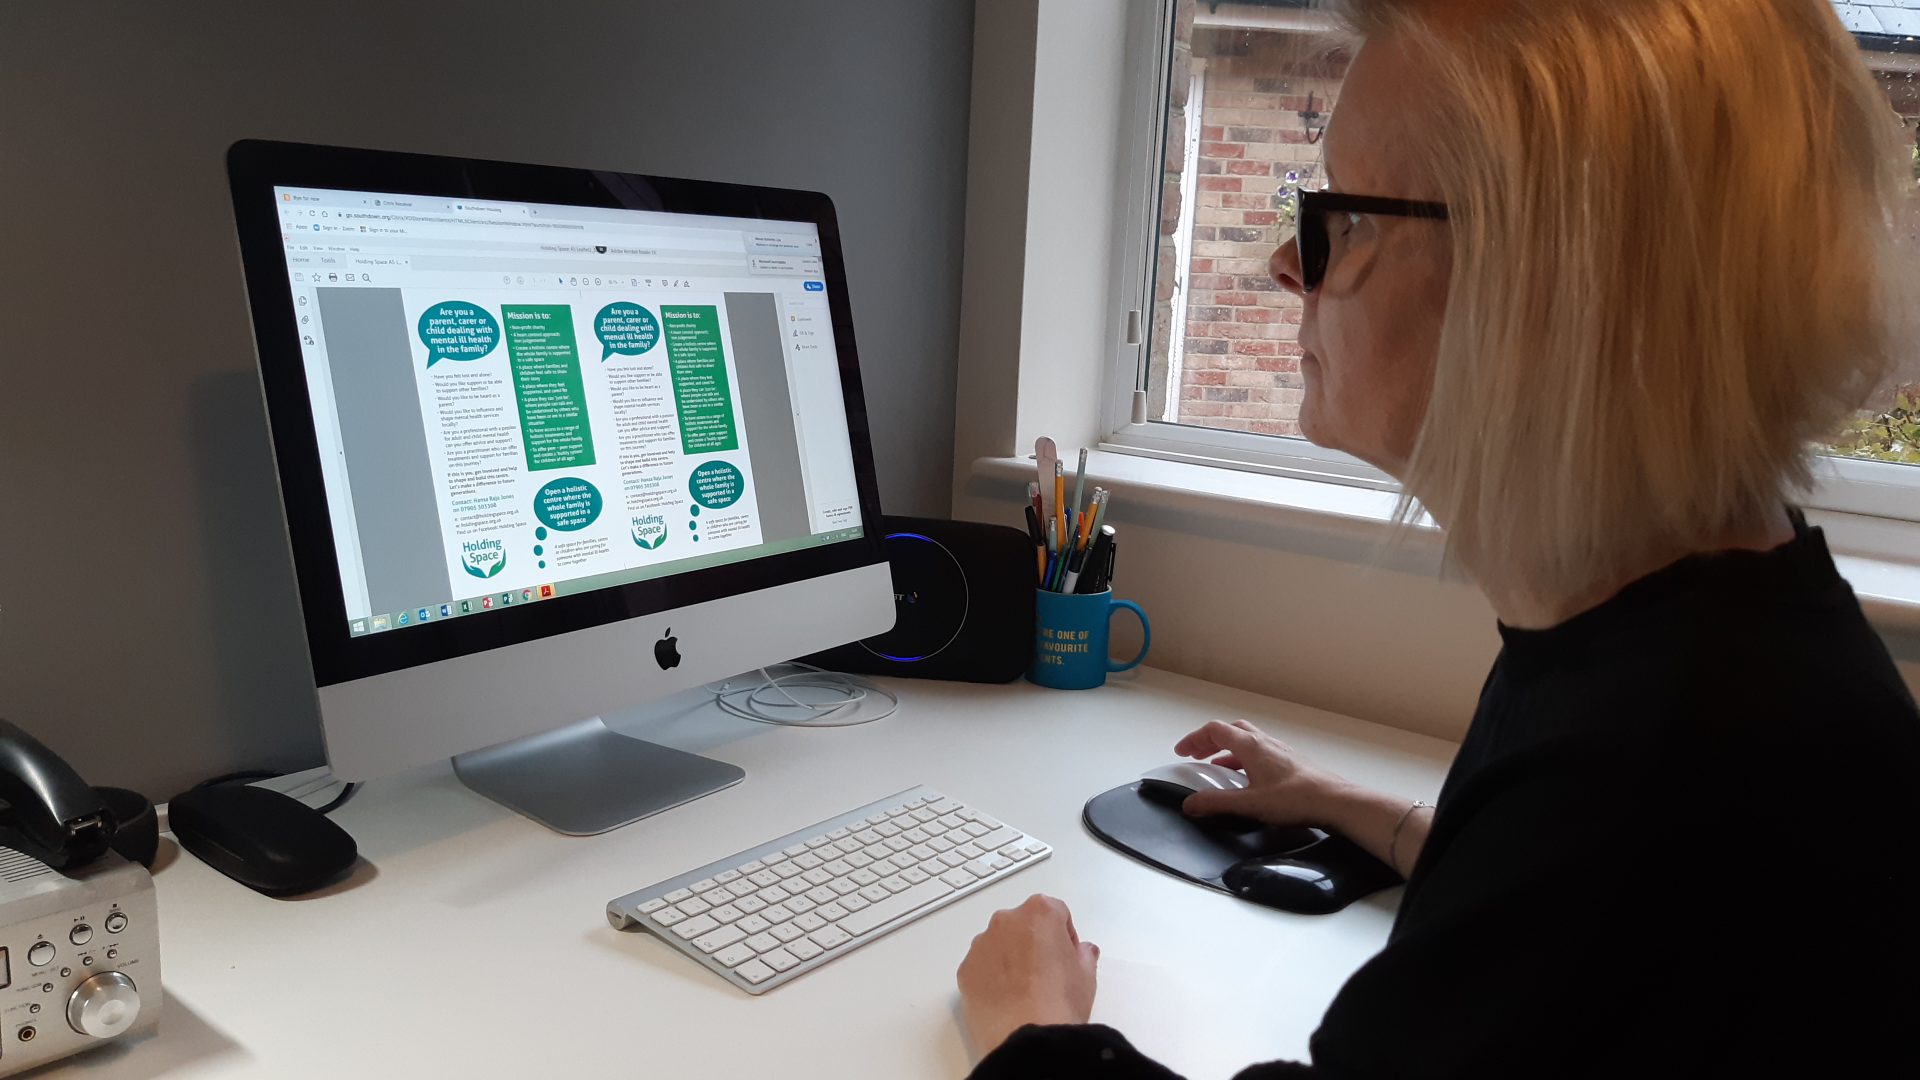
[[607, 785, 1050, 994]]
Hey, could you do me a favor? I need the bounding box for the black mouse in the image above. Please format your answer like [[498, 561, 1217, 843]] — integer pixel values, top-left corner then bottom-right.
[[1221, 835, 1402, 915], [167, 785, 357, 896]]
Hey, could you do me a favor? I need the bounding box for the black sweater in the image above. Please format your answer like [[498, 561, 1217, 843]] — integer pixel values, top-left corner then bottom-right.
[[971, 519, 1920, 1078]]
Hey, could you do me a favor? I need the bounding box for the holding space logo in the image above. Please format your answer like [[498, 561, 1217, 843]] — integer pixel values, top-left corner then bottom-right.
[[461, 538, 507, 579], [631, 513, 668, 551]]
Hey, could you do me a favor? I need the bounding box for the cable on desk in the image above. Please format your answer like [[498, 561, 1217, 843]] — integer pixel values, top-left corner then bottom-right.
[[705, 662, 899, 728]]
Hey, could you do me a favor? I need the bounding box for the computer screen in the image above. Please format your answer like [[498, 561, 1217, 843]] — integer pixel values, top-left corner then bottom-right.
[[269, 185, 866, 639]]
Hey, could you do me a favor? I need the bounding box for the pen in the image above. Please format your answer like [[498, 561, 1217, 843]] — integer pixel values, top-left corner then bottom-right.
[[1024, 504, 1046, 585], [1071, 448, 1089, 535], [1076, 526, 1116, 594], [1054, 462, 1066, 552]]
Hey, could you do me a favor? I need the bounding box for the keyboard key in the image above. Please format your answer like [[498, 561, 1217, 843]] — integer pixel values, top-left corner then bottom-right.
[[664, 888, 694, 903], [858, 884, 890, 903], [902, 867, 931, 885], [845, 852, 875, 869], [885, 837, 912, 853], [764, 850, 791, 865], [841, 879, 957, 936], [675, 898, 712, 917], [883, 876, 914, 894], [930, 799, 961, 814], [829, 878, 861, 896], [650, 907, 687, 927], [903, 828, 931, 844], [783, 844, 808, 858], [963, 822, 991, 838], [958, 843, 985, 859], [762, 904, 795, 924], [788, 937, 823, 961], [805, 836, 834, 850], [638, 898, 668, 914], [794, 852, 825, 870], [715, 870, 741, 884], [912, 808, 938, 823], [1003, 846, 1030, 862], [709, 904, 744, 924], [739, 860, 765, 874], [774, 863, 806, 881], [794, 912, 829, 933], [923, 821, 951, 837], [737, 914, 772, 936], [940, 868, 976, 889], [874, 822, 902, 837], [963, 859, 997, 879], [986, 854, 1013, 871], [693, 925, 746, 954], [842, 893, 872, 912], [691, 878, 719, 893], [930, 837, 957, 853], [974, 816, 1002, 829], [786, 896, 817, 915], [937, 814, 966, 829], [854, 829, 882, 844], [736, 896, 768, 915], [939, 851, 968, 868], [736, 959, 775, 985], [1024, 841, 1047, 854], [772, 923, 806, 943], [823, 859, 853, 876], [805, 885, 837, 905], [816, 902, 849, 921], [760, 886, 791, 904], [908, 844, 937, 861], [747, 869, 781, 888], [699, 889, 733, 906], [803, 868, 834, 887], [762, 948, 800, 972], [850, 868, 881, 887], [889, 853, 918, 870], [744, 932, 781, 953], [976, 827, 1024, 851], [809, 925, 852, 951], [714, 942, 757, 968], [727, 880, 757, 898]]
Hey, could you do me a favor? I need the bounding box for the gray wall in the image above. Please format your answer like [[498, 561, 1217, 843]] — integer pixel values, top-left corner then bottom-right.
[[0, 0, 973, 797]]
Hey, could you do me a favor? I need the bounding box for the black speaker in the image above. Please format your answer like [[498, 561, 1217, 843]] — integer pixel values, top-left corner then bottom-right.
[[803, 516, 1035, 683]]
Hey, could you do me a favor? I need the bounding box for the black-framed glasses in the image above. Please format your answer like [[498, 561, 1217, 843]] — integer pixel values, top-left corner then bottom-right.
[[1293, 190, 1450, 292]]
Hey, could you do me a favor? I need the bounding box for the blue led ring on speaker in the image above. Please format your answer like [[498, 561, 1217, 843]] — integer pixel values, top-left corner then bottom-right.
[[861, 532, 971, 663]]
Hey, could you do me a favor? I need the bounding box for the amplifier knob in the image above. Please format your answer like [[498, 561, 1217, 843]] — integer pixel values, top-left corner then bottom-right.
[[67, 972, 140, 1039]]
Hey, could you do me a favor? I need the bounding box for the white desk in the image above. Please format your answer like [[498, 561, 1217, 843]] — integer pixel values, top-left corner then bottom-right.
[[53, 668, 1456, 1079]]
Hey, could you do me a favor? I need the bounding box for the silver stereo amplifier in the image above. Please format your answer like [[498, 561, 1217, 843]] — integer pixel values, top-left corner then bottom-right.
[[0, 846, 159, 1075]]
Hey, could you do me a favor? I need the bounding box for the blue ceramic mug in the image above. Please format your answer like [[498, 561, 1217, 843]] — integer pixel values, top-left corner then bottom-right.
[[1027, 588, 1151, 690]]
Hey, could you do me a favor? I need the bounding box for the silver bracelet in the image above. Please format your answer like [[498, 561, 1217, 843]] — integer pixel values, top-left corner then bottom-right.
[[1388, 799, 1433, 877]]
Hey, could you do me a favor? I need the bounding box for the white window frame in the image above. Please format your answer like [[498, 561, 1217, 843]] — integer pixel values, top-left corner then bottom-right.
[[1095, 0, 1920, 525]]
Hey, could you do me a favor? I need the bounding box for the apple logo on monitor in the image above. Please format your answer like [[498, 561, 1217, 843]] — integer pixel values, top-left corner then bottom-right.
[[654, 628, 682, 670]]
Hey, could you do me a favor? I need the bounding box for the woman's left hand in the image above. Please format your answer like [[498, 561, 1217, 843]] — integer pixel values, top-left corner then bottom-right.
[[956, 894, 1100, 1056]]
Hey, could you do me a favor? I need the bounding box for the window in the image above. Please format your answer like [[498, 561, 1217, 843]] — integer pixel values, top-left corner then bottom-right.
[[1119, 0, 1920, 514]]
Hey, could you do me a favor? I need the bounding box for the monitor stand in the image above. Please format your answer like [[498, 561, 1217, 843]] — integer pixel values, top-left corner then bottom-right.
[[451, 717, 745, 835]]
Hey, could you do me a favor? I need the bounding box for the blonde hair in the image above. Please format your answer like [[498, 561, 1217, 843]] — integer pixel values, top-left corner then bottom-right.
[[1333, 0, 1913, 600]]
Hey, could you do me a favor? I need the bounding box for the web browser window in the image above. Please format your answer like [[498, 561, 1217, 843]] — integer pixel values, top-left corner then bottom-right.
[[271, 186, 864, 635]]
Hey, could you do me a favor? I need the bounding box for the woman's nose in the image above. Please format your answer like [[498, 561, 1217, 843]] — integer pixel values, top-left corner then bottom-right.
[[1270, 237, 1305, 298]]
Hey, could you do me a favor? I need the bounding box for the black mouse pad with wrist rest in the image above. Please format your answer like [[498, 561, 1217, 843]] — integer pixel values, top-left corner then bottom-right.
[[1083, 782, 1402, 914]]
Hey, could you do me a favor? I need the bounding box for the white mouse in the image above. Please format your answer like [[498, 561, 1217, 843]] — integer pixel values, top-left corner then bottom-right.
[[1138, 761, 1249, 799]]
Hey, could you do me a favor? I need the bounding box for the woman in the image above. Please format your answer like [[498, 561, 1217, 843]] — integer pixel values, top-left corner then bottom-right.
[[957, 0, 1920, 1075]]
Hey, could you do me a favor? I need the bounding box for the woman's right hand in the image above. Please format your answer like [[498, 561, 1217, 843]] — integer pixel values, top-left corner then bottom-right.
[[1172, 718, 1355, 827]]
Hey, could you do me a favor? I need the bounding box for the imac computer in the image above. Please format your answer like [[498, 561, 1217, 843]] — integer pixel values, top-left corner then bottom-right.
[[225, 140, 895, 834]]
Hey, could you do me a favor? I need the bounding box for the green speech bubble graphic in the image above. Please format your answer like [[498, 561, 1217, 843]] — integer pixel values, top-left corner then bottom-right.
[[688, 461, 745, 510], [595, 302, 660, 361], [534, 477, 603, 532], [418, 301, 500, 367]]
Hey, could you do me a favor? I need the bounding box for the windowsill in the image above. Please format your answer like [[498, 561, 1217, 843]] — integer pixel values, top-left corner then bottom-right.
[[969, 451, 1920, 633]]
